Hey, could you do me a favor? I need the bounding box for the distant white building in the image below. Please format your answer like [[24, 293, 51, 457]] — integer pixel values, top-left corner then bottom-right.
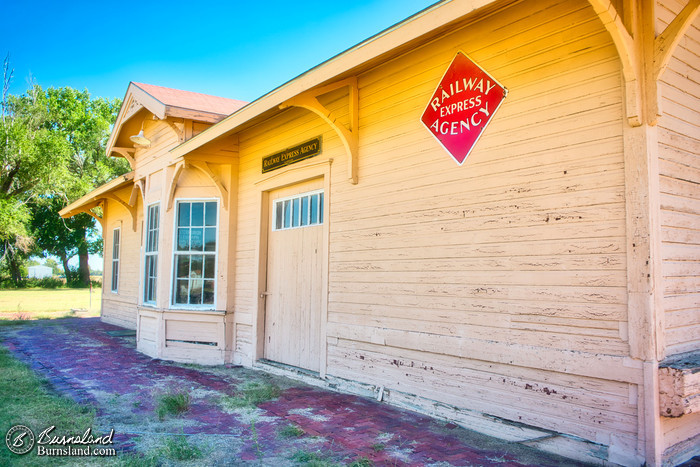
[[28, 265, 53, 279]]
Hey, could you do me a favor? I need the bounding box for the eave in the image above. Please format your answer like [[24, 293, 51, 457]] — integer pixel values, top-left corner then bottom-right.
[[59, 172, 135, 218], [106, 83, 240, 161], [170, 0, 500, 158]]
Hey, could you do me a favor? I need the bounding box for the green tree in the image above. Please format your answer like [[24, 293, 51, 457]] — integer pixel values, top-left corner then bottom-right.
[[0, 56, 71, 285], [30, 87, 125, 285], [30, 197, 94, 283], [1, 55, 126, 286]]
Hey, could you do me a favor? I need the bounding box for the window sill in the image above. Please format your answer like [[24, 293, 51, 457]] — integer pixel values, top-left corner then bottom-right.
[[137, 306, 226, 316], [167, 306, 224, 313]]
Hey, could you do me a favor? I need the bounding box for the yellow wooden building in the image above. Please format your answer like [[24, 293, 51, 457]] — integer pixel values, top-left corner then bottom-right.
[[61, 0, 699, 465]]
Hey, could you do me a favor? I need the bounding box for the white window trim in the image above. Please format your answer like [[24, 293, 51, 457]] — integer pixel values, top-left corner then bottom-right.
[[272, 189, 324, 232], [169, 198, 219, 311], [143, 203, 160, 306], [111, 227, 120, 293]]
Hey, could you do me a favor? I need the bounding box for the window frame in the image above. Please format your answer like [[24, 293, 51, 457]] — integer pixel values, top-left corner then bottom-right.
[[143, 203, 160, 306], [170, 198, 219, 310], [111, 227, 120, 293], [271, 189, 324, 232]]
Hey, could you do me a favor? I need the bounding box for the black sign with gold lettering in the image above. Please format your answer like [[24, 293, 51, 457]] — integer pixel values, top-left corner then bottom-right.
[[262, 137, 322, 173]]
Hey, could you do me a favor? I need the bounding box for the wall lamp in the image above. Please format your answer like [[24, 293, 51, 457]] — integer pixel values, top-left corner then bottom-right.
[[130, 122, 151, 147]]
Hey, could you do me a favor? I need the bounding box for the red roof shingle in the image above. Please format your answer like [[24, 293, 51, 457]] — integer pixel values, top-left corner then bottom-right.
[[132, 82, 247, 117]]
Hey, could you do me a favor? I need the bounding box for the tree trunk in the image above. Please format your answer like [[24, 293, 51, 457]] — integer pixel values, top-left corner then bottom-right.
[[78, 243, 90, 286], [7, 251, 23, 286], [59, 251, 71, 282]]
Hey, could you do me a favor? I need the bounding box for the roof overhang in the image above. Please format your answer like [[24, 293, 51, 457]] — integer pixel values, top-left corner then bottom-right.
[[107, 83, 164, 158], [59, 172, 135, 218], [170, 0, 501, 158], [106, 82, 244, 159]]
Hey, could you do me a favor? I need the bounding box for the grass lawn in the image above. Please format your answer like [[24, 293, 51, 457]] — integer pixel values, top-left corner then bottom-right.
[[0, 288, 101, 319], [0, 345, 98, 465]]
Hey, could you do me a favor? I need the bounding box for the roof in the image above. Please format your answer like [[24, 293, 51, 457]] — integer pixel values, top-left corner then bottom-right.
[[131, 82, 247, 119], [170, 0, 497, 157], [106, 82, 248, 159], [59, 172, 135, 218], [67, 0, 500, 219]]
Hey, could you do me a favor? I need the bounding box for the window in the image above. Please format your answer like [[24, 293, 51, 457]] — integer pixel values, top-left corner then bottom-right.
[[144, 204, 159, 304], [172, 200, 217, 307], [111, 228, 120, 293], [273, 190, 323, 231]]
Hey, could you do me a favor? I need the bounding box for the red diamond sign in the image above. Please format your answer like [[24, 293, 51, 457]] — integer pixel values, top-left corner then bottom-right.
[[421, 52, 507, 165]]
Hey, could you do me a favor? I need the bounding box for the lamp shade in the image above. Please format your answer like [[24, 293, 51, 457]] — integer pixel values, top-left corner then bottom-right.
[[130, 130, 151, 146]]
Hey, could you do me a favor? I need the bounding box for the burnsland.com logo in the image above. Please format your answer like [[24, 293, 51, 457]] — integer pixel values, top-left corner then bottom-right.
[[5, 425, 35, 455], [5, 424, 116, 457]]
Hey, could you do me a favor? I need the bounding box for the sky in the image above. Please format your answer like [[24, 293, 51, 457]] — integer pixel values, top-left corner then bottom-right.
[[3, 0, 438, 102], [4, 0, 438, 269]]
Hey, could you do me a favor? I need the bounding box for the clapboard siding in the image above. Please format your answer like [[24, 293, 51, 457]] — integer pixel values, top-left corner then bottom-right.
[[332, 0, 627, 358], [226, 0, 637, 451], [657, 0, 700, 358], [232, 107, 346, 331], [101, 186, 143, 329], [234, 324, 253, 366], [101, 299, 138, 330], [328, 339, 638, 446], [100, 119, 180, 327], [331, 0, 633, 446], [133, 120, 181, 177]]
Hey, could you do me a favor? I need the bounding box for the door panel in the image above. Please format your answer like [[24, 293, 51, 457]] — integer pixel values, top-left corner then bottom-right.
[[264, 178, 324, 371]]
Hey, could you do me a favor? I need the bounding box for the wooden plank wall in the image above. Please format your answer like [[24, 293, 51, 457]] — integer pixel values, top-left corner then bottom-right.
[[101, 185, 142, 329], [134, 119, 181, 177], [656, 0, 700, 358], [656, 0, 700, 460], [330, 0, 635, 452], [102, 118, 181, 328], [137, 312, 157, 357], [231, 0, 641, 458], [233, 106, 347, 366], [160, 311, 227, 364]]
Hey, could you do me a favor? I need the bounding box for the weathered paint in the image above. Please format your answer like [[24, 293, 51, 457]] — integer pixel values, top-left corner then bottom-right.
[[60, 0, 700, 464]]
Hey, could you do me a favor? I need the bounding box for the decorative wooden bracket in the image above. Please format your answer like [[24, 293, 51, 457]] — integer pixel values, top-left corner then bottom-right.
[[129, 179, 146, 207], [189, 161, 229, 209], [73, 204, 104, 228], [654, 0, 700, 81], [588, 0, 700, 127], [166, 161, 186, 212], [280, 77, 359, 184], [84, 209, 104, 227], [104, 193, 138, 231], [588, 0, 637, 81], [112, 147, 136, 168], [165, 119, 185, 142], [587, 0, 640, 124], [165, 160, 229, 211]]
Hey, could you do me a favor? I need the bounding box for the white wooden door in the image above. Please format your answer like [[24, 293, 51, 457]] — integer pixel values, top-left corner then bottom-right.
[[264, 179, 324, 372]]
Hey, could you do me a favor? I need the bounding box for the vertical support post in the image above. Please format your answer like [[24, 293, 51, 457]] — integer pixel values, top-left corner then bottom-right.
[[623, 1, 665, 464], [625, 125, 664, 361], [625, 122, 664, 466]]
